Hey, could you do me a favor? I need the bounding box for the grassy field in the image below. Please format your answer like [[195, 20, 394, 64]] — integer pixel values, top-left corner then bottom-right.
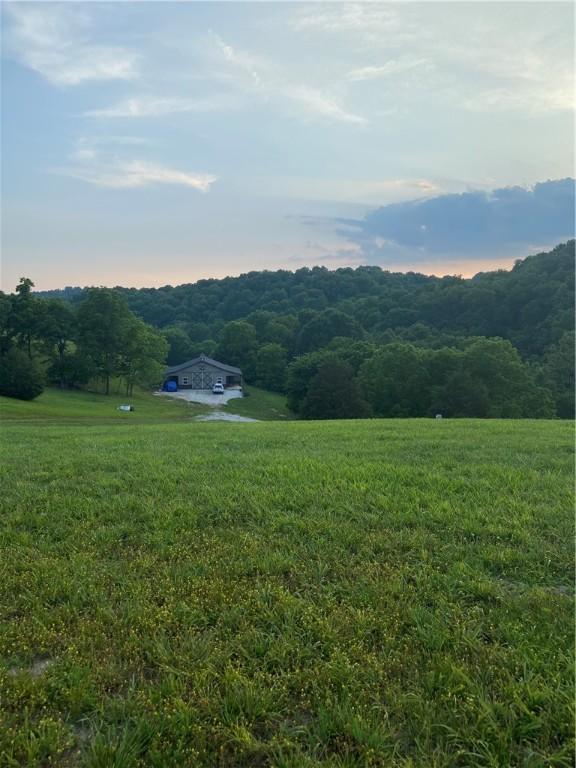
[[0, 388, 200, 425], [0, 413, 573, 767], [226, 385, 295, 421], [0, 385, 291, 425]]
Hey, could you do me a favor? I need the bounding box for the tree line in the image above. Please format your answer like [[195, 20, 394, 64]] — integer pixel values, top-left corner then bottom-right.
[[1, 241, 573, 418], [0, 281, 167, 400], [285, 337, 566, 419], [41, 240, 573, 362]]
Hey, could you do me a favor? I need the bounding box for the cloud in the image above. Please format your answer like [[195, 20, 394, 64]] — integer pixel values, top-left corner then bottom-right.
[[282, 85, 366, 126], [290, 4, 414, 43], [289, 4, 574, 114], [69, 136, 156, 162], [207, 33, 367, 126], [277, 177, 441, 206], [84, 95, 236, 119], [462, 86, 574, 115], [63, 161, 216, 191], [346, 58, 430, 83], [211, 32, 264, 88], [4, 3, 139, 85], [83, 32, 367, 126], [337, 179, 576, 263], [56, 145, 217, 191]]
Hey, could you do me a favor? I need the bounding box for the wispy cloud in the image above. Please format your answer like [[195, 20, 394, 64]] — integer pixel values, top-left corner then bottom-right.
[[4, 3, 139, 85], [275, 177, 442, 206], [462, 86, 574, 114], [290, 4, 414, 43], [56, 145, 217, 191], [84, 95, 236, 119], [62, 161, 216, 191], [212, 33, 264, 89], [289, 3, 574, 115], [208, 33, 367, 126], [81, 32, 366, 126], [347, 58, 430, 83], [70, 136, 156, 161], [282, 85, 366, 126], [440, 36, 575, 114]]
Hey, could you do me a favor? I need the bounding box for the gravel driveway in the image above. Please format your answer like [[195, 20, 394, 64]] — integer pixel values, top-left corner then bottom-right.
[[156, 389, 257, 421], [193, 412, 258, 422], [156, 389, 244, 406]]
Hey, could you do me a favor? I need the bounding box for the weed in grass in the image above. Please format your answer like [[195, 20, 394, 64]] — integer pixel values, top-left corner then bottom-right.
[[0, 417, 573, 766]]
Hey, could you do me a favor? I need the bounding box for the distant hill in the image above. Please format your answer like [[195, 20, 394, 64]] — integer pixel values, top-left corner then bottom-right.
[[37, 241, 574, 358]]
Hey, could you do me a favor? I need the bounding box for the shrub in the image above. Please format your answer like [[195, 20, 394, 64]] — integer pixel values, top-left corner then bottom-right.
[[0, 348, 45, 400]]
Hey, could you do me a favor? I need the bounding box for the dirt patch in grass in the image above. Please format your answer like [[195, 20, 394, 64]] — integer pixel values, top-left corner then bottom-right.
[[8, 656, 54, 678]]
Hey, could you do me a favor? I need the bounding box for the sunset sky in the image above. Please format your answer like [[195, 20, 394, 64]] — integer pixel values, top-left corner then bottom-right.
[[1, 1, 574, 291]]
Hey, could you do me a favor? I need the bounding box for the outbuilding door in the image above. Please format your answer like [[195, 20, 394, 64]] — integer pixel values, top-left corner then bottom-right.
[[190, 367, 214, 390]]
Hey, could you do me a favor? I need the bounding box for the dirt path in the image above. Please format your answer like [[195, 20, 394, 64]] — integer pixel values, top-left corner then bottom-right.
[[193, 411, 258, 422]]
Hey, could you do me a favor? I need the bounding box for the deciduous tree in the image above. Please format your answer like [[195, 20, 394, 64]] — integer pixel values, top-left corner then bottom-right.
[[301, 362, 371, 420]]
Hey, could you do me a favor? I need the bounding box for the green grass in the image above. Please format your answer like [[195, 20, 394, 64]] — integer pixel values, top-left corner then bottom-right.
[[227, 386, 296, 421], [0, 388, 203, 425], [0, 385, 293, 425], [0, 418, 573, 767]]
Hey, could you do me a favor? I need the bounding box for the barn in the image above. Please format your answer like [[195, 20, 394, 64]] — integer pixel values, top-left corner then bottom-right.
[[163, 354, 242, 391]]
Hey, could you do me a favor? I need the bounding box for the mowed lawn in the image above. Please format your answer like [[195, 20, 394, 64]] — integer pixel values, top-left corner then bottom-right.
[[0, 416, 573, 767]]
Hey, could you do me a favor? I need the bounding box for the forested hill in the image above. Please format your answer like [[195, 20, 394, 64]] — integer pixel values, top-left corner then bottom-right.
[[39, 241, 574, 359], [3, 240, 571, 417]]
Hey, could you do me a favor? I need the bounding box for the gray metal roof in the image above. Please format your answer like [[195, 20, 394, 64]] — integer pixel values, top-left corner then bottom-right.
[[165, 354, 242, 376]]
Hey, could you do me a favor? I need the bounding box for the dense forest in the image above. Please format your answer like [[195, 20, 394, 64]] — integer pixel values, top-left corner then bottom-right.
[[2, 241, 574, 418]]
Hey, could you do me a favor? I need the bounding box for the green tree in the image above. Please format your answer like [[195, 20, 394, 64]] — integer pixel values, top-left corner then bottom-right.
[[162, 326, 195, 366], [121, 319, 168, 396], [0, 347, 45, 400], [296, 309, 363, 354], [37, 299, 76, 388], [325, 338, 378, 371], [187, 340, 218, 359], [11, 278, 40, 358], [0, 292, 14, 356], [301, 362, 371, 420], [431, 369, 491, 417], [360, 343, 429, 417], [77, 289, 136, 395], [216, 321, 258, 378], [187, 322, 213, 342], [425, 347, 466, 416], [462, 338, 554, 418], [541, 331, 575, 418], [255, 343, 287, 392], [286, 349, 339, 414]]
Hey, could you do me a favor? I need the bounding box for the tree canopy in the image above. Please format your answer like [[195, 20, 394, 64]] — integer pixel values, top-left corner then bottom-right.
[[0, 283, 168, 399], [4, 240, 574, 416]]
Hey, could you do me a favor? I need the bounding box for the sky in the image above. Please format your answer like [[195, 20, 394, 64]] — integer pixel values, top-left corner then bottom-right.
[[1, 1, 574, 291]]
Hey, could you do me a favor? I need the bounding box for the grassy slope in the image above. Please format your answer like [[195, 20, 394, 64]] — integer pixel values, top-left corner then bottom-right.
[[226, 385, 296, 421], [0, 388, 201, 425], [0, 418, 573, 767], [0, 386, 292, 425]]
